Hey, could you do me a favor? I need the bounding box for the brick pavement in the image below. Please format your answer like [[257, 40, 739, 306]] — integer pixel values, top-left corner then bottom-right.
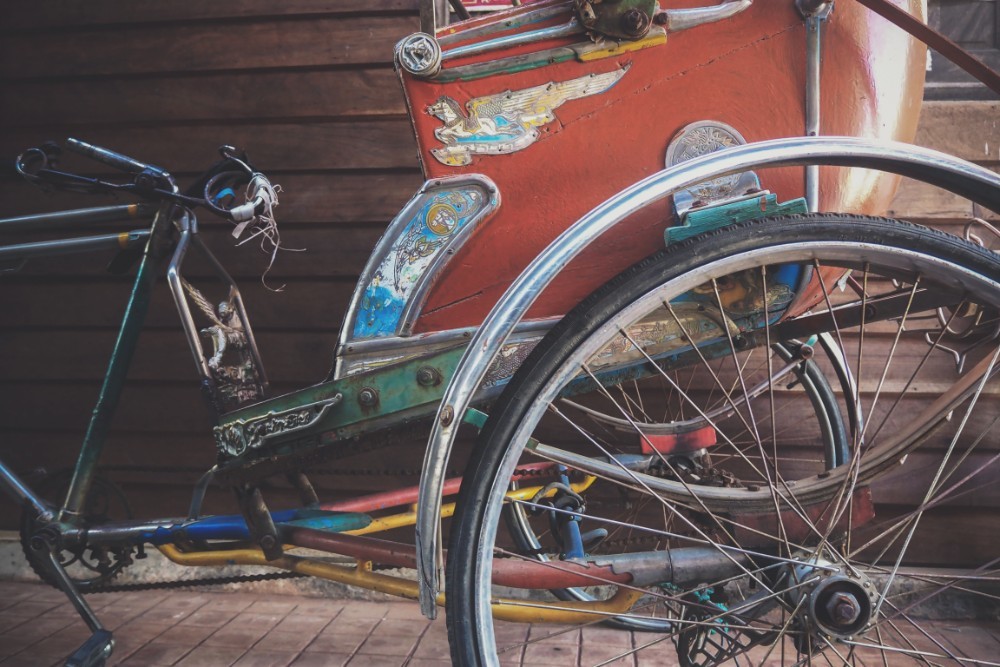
[[1, 580, 998, 666]]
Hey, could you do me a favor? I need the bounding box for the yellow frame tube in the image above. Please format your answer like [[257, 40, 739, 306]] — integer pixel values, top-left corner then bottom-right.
[[158, 543, 639, 623], [346, 476, 595, 537]]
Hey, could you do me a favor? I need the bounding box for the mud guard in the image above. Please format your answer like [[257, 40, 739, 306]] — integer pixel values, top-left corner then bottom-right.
[[414, 135, 1000, 618]]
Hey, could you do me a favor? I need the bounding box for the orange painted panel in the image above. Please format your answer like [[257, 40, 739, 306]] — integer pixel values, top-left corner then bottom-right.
[[398, 0, 926, 333]]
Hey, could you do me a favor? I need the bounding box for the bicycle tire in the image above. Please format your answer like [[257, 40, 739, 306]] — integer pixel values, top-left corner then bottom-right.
[[446, 214, 1000, 666]]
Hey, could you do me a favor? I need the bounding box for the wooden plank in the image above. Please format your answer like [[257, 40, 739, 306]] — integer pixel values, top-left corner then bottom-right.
[[0, 278, 355, 330], [0, 171, 424, 222], [0, 429, 439, 481], [0, 330, 336, 385], [871, 449, 1000, 507], [0, 69, 406, 127], [914, 101, 1000, 163], [0, 382, 225, 434], [0, 16, 419, 78], [6, 1, 419, 31], [0, 121, 419, 172], [857, 505, 999, 566], [889, 178, 978, 219], [8, 225, 384, 279]]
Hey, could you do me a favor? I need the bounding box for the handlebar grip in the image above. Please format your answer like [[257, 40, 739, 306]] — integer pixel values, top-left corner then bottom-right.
[[65, 138, 169, 179]]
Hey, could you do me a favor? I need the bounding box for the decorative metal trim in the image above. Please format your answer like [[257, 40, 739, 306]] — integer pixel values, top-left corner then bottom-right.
[[396, 32, 442, 77], [426, 67, 628, 167], [337, 175, 500, 359], [213, 395, 343, 458], [431, 28, 664, 83], [665, 121, 761, 218]]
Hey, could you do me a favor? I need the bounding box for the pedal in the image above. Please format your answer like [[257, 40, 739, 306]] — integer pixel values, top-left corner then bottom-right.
[[65, 629, 114, 667]]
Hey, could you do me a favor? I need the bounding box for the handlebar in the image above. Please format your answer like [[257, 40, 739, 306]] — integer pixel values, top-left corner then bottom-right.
[[15, 139, 275, 225], [65, 138, 171, 181]]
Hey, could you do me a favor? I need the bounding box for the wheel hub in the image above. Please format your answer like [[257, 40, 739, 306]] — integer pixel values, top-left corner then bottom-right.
[[809, 574, 873, 637], [787, 553, 876, 647]]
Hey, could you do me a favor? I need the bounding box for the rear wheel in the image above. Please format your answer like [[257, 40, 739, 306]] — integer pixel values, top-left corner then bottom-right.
[[446, 215, 1000, 666]]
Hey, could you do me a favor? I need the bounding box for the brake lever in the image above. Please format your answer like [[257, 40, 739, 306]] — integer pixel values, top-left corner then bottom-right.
[[218, 145, 256, 176]]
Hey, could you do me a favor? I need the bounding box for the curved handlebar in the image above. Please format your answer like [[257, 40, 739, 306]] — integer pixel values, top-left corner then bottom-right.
[[14, 138, 275, 225], [65, 138, 171, 181]]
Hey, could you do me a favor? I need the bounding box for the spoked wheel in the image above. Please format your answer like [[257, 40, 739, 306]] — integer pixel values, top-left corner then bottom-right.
[[446, 215, 1000, 666], [500, 337, 852, 633]]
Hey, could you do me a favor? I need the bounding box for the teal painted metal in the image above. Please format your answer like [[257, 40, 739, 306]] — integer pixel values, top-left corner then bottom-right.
[[215, 346, 468, 467], [60, 207, 175, 522], [665, 195, 809, 245], [282, 511, 372, 533]]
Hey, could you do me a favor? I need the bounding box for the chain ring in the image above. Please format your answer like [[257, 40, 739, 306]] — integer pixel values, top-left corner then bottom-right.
[[20, 472, 135, 592]]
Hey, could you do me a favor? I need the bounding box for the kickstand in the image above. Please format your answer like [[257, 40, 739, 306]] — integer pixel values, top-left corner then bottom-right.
[[31, 541, 114, 666]]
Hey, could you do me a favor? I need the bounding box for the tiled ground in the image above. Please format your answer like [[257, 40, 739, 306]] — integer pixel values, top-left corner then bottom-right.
[[1, 580, 998, 666]]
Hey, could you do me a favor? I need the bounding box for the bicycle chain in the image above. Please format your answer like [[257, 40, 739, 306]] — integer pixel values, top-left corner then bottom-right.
[[80, 569, 307, 594]]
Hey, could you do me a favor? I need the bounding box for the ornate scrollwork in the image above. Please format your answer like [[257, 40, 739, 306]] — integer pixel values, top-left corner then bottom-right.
[[213, 395, 342, 458]]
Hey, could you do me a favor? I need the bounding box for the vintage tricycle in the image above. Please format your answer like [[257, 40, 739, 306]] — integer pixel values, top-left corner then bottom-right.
[[3, 0, 1000, 665]]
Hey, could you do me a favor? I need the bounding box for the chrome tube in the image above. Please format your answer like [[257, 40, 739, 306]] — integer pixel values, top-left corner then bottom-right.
[[415, 135, 1000, 617], [441, 19, 583, 61]]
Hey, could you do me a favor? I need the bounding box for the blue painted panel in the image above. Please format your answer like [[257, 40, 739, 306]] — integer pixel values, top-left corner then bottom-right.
[[353, 185, 488, 338]]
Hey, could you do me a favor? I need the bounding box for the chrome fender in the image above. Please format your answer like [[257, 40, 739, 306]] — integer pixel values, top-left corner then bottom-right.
[[415, 135, 1000, 617]]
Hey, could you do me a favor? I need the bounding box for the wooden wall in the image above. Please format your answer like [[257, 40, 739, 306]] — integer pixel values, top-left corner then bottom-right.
[[0, 1, 429, 525], [0, 2, 997, 572]]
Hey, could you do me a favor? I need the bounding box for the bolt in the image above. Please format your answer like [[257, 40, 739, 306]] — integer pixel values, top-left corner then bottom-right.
[[440, 405, 455, 427], [259, 534, 277, 551], [357, 387, 379, 408], [826, 592, 862, 627], [620, 8, 650, 37], [799, 343, 814, 359], [417, 367, 442, 387]]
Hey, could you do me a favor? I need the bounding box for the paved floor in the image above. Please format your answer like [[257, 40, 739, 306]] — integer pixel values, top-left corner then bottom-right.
[[0, 580, 666, 667], [1, 580, 998, 666]]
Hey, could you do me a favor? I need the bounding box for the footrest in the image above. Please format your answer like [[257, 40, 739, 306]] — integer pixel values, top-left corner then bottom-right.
[[65, 629, 114, 667]]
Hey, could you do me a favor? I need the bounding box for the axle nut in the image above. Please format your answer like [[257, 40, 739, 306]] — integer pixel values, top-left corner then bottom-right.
[[826, 592, 862, 626]]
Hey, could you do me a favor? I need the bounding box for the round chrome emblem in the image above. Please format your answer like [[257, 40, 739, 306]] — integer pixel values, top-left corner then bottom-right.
[[397, 32, 442, 77], [665, 121, 749, 202]]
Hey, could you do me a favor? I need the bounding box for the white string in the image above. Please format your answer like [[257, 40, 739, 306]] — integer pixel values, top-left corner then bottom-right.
[[231, 173, 304, 292]]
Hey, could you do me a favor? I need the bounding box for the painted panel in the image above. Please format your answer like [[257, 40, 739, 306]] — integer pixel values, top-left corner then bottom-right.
[[346, 177, 499, 341], [395, 0, 928, 334]]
